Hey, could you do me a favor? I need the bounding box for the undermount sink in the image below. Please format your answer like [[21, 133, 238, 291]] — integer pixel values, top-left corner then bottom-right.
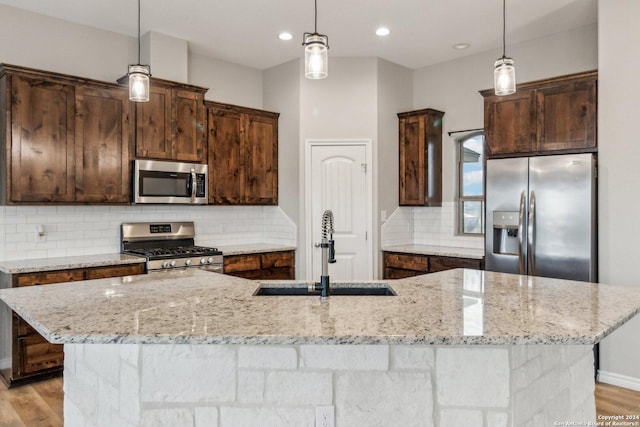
[[254, 282, 397, 297]]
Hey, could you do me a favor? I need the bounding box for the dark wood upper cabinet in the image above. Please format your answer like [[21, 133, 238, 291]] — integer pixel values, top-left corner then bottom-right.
[[481, 70, 597, 157], [207, 101, 279, 205], [483, 91, 536, 156], [75, 84, 133, 203], [132, 78, 207, 163], [398, 108, 444, 206], [0, 64, 135, 205], [7, 73, 76, 203]]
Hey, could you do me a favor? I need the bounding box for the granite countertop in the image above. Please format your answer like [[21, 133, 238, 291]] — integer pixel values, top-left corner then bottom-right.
[[382, 244, 485, 260], [0, 253, 145, 275], [2, 268, 640, 346], [217, 244, 296, 256]]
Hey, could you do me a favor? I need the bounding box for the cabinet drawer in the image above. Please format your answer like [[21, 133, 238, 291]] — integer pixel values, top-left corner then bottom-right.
[[224, 254, 261, 273], [85, 263, 146, 280], [383, 253, 428, 272], [18, 335, 63, 375], [261, 251, 294, 269], [15, 269, 86, 287], [429, 256, 483, 273], [384, 268, 425, 280]]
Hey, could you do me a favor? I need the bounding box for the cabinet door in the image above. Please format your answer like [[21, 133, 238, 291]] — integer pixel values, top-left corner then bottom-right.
[[244, 113, 278, 205], [535, 78, 596, 152], [208, 108, 243, 204], [399, 115, 425, 205], [75, 85, 133, 203], [173, 89, 206, 162], [135, 85, 172, 159], [484, 91, 536, 156], [10, 75, 75, 202]]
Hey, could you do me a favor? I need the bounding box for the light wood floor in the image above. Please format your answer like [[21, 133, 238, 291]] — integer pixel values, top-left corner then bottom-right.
[[0, 379, 638, 426]]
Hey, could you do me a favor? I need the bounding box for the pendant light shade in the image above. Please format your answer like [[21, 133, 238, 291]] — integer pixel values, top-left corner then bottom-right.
[[302, 0, 329, 79], [128, 0, 151, 102], [494, 0, 516, 96]]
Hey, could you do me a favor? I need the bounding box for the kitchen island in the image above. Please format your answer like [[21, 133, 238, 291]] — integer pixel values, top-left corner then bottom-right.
[[1, 269, 640, 427]]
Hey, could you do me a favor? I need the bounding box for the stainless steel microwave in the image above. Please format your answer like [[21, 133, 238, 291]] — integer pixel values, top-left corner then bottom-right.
[[133, 160, 208, 204]]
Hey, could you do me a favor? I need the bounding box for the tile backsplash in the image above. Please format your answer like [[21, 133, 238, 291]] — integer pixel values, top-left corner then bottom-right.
[[0, 205, 296, 262], [382, 203, 484, 249]]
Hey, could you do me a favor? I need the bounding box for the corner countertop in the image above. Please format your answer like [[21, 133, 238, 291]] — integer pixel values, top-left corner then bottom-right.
[[382, 244, 485, 260], [0, 254, 146, 275], [217, 244, 296, 256], [2, 268, 640, 346]]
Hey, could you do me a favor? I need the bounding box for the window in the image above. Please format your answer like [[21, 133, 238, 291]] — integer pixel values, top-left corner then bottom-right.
[[457, 132, 485, 235]]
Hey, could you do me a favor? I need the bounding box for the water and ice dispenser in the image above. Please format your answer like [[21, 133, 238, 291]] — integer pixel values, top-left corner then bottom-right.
[[492, 211, 519, 255]]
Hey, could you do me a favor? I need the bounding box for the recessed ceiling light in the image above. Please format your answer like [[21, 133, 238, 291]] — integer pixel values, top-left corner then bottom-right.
[[376, 27, 391, 37], [452, 43, 470, 50], [279, 32, 293, 41]]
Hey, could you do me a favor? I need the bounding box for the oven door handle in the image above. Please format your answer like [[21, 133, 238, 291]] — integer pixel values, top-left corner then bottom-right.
[[189, 169, 197, 203]]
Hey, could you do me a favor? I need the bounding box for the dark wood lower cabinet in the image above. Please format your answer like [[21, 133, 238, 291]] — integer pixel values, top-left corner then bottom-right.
[[1, 263, 145, 387], [224, 251, 295, 280], [383, 251, 483, 279]]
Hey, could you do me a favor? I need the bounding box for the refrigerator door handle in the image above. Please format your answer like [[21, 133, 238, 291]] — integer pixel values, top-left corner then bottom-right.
[[518, 191, 526, 275], [527, 191, 536, 276]]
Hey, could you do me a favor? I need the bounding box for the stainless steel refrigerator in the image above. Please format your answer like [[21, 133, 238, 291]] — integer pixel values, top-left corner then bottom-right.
[[485, 153, 597, 282]]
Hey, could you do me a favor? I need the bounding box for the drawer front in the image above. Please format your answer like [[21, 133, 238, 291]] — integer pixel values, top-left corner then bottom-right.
[[429, 256, 483, 273], [17, 316, 36, 337], [383, 253, 428, 272], [15, 269, 86, 287], [224, 254, 261, 273], [85, 263, 146, 280], [18, 335, 64, 375], [261, 251, 294, 269], [383, 267, 425, 280]]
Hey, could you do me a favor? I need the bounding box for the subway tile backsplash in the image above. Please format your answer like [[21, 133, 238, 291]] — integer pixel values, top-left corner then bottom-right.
[[0, 205, 296, 262], [382, 203, 484, 249]]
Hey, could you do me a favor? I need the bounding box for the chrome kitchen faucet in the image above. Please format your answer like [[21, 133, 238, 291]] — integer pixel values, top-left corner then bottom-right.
[[312, 210, 336, 299]]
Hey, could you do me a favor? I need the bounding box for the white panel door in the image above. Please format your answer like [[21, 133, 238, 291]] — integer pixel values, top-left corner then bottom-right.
[[310, 144, 369, 280]]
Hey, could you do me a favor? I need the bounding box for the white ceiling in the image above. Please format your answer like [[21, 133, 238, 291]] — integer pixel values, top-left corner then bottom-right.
[[0, 0, 597, 70]]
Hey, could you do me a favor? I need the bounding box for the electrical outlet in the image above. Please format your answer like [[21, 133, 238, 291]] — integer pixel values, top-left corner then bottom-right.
[[315, 405, 335, 427], [35, 224, 46, 243]]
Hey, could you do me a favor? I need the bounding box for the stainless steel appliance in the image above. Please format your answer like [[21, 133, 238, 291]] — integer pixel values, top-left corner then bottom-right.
[[133, 160, 208, 204], [485, 153, 596, 282], [121, 221, 222, 272]]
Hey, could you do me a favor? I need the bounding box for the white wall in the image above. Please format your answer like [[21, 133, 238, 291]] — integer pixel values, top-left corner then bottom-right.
[[413, 23, 598, 202], [0, 4, 135, 83], [597, 0, 640, 389], [142, 31, 188, 84], [189, 53, 263, 108], [263, 59, 301, 275], [376, 59, 413, 274], [297, 58, 379, 279]]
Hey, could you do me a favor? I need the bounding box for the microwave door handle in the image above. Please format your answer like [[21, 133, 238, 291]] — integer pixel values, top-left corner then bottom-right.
[[190, 169, 196, 203]]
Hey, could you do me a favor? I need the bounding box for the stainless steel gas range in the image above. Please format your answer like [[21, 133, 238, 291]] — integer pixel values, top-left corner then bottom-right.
[[121, 222, 223, 272]]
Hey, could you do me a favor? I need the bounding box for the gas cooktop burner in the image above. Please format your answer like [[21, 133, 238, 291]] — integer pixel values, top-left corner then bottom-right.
[[128, 246, 222, 259]]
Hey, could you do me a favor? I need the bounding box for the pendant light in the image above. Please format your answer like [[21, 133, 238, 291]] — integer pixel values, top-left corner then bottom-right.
[[494, 0, 516, 96], [128, 0, 151, 102], [302, 0, 329, 79]]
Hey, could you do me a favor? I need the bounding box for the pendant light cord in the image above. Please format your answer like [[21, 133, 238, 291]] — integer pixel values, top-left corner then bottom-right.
[[314, 0, 318, 33], [502, 0, 506, 58], [137, 0, 141, 64]]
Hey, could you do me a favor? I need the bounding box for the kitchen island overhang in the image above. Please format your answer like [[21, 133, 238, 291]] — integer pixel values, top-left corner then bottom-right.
[[1, 268, 639, 427]]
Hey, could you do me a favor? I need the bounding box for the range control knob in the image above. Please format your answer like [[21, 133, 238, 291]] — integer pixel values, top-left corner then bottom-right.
[[208, 257, 214, 264], [185, 259, 192, 266], [170, 260, 176, 267], [200, 258, 207, 265], [161, 261, 170, 269]]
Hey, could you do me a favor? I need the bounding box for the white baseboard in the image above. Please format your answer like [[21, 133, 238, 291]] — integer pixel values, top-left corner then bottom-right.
[[598, 370, 640, 391], [0, 357, 9, 370]]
